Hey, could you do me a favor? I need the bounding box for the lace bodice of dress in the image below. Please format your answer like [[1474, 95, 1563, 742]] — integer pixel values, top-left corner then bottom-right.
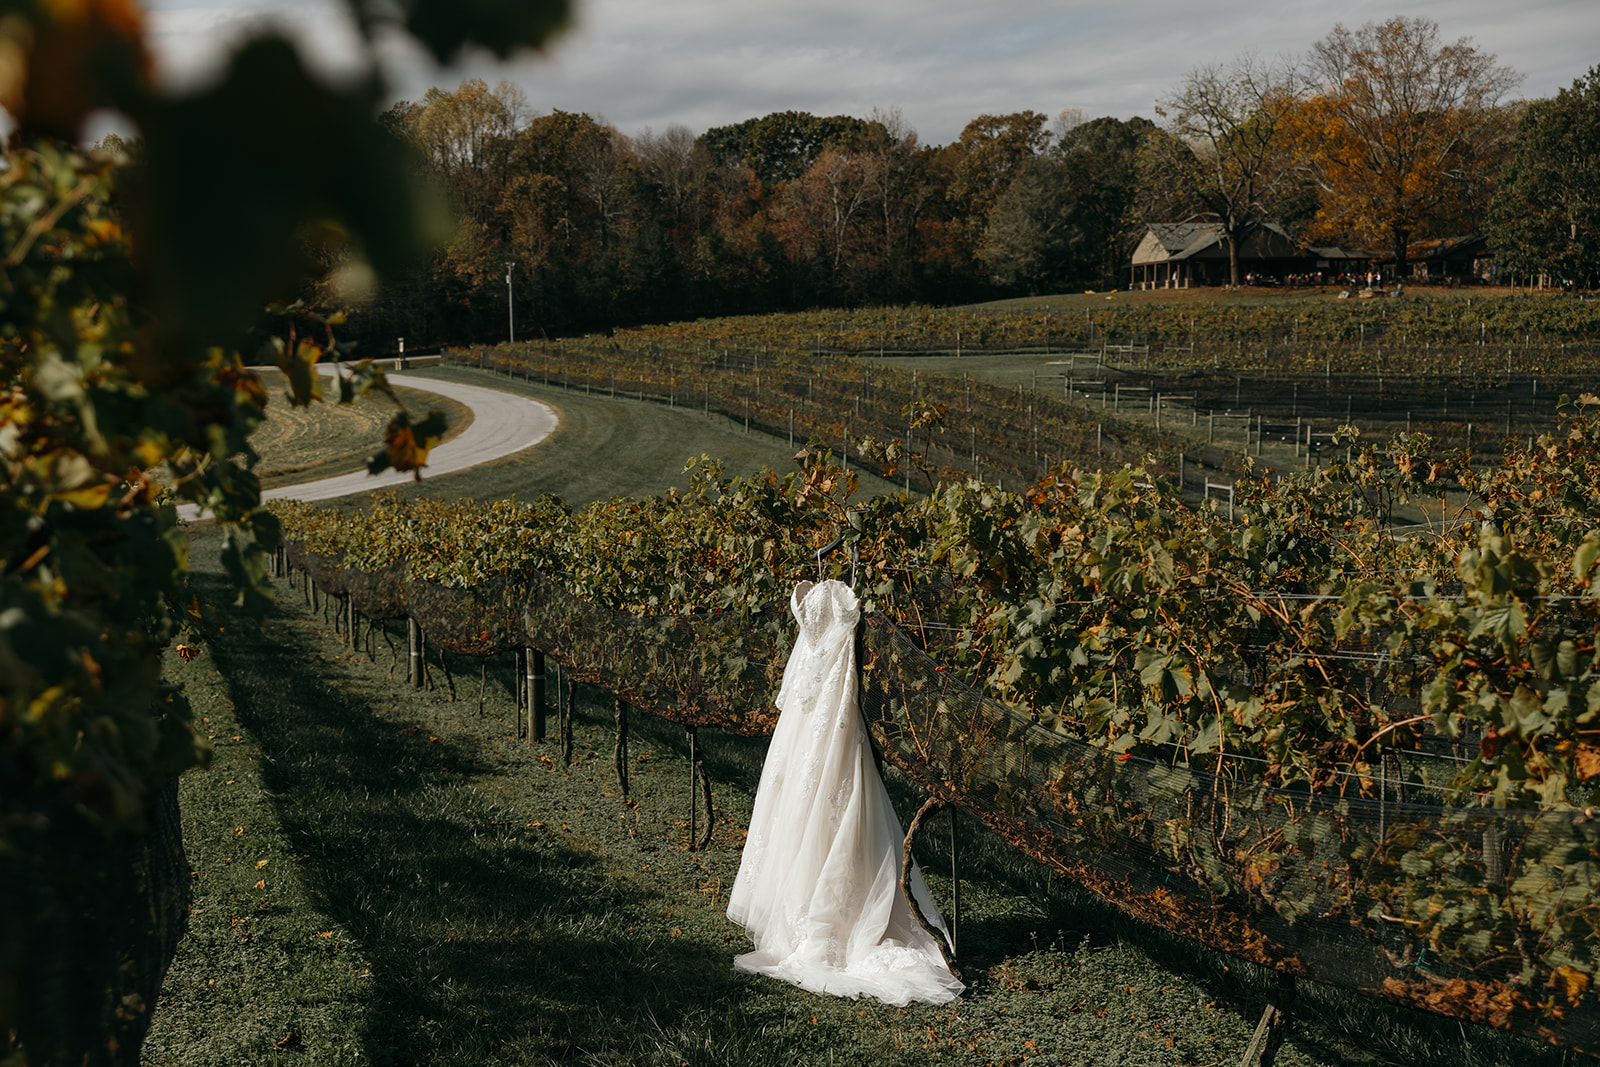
[[791, 579, 859, 647], [773, 580, 859, 722]]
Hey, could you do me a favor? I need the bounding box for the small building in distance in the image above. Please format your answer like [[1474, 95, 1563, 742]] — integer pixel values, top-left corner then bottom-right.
[[1396, 235, 1495, 285], [1129, 222, 1322, 289], [1129, 222, 1498, 289], [1302, 244, 1376, 285]]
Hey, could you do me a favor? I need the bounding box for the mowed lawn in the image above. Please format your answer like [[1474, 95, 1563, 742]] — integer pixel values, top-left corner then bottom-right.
[[249, 371, 475, 490], [255, 364, 899, 507]]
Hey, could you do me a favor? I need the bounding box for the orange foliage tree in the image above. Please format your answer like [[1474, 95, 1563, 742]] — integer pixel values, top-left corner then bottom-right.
[[1300, 16, 1520, 277]]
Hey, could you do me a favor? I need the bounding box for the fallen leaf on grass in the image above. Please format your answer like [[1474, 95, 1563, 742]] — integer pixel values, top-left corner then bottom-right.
[[255, 860, 268, 869], [253, 879, 266, 890]]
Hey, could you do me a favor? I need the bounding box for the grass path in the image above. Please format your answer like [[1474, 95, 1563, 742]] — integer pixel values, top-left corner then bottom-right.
[[141, 533, 1570, 1066], [344, 366, 900, 508], [249, 373, 476, 491]]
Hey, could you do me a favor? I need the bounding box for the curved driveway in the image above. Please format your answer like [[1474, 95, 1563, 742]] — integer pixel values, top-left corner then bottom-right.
[[181, 368, 558, 517]]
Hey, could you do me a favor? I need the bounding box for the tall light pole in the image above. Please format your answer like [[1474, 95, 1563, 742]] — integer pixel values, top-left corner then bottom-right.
[[505, 260, 515, 344]]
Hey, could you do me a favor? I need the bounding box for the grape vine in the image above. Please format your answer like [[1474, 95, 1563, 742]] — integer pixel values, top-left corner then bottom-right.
[[272, 407, 1600, 1044]]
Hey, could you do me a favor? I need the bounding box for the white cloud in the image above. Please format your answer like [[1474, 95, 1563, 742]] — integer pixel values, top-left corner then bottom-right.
[[144, 0, 370, 90], [363, 0, 1595, 143], [17, 0, 1597, 146]]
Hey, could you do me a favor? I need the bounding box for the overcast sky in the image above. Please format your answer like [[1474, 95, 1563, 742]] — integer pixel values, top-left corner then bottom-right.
[[114, 0, 1600, 145]]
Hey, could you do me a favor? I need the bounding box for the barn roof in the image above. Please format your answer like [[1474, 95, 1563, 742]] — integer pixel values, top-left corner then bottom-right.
[[1409, 235, 1489, 260], [1304, 245, 1373, 261], [1141, 222, 1222, 260], [1131, 222, 1301, 266]]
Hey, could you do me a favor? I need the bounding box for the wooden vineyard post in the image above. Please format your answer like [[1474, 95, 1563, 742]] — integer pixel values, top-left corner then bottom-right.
[[559, 664, 574, 766], [686, 727, 714, 852], [513, 648, 526, 738], [614, 699, 630, 796], [408, 618, 423, 688], [1238, 973, 1296, 1067], [949, 805, 961, 957], [530, 650, 546, 743]]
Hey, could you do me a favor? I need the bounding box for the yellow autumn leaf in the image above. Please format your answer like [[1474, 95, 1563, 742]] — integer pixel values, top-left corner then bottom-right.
[[1556, 965, 1590, 1004], [53, 481, 112, 510]]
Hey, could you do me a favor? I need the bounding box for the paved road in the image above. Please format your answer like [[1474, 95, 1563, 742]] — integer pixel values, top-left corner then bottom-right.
[[180, 369, 558, 517]]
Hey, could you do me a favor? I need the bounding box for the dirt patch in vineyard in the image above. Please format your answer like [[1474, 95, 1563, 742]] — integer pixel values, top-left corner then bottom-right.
[[249, 371, 474, 490]]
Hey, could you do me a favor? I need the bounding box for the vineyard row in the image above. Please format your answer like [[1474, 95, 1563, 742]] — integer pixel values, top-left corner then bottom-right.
[[444, 342, 1251, 503], [268, 408, 1600, 1051], [272, 508, 1597, 1054]]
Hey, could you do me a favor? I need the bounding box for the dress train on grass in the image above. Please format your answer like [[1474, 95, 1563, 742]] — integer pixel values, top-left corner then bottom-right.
[[726, 579, 964, 1006]]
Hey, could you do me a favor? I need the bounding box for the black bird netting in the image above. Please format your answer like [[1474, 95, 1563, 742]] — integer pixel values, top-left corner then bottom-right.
[[285, 539, 1600, 1053], [1, 777, 189, 1067]]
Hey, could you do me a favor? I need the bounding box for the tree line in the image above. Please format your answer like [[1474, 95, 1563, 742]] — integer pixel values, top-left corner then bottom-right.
[[324, 16, 1595, 353]]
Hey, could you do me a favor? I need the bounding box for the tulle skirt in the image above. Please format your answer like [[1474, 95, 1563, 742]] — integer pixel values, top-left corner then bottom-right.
[[726, 580, 964, 1006]]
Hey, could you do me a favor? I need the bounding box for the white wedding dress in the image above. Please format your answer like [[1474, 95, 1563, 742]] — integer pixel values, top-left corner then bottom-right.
[[726, 579, 964, 1006]]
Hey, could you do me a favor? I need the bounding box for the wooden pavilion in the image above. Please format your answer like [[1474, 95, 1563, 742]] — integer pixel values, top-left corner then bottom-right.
[[1129, 222, 1314, 288]]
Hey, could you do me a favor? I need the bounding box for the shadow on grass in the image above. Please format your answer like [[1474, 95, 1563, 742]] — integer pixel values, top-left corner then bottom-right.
[[603, 701, 1574, 1066], [189, 549, 1585, 1067], [194, 572, 780, 1065]]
